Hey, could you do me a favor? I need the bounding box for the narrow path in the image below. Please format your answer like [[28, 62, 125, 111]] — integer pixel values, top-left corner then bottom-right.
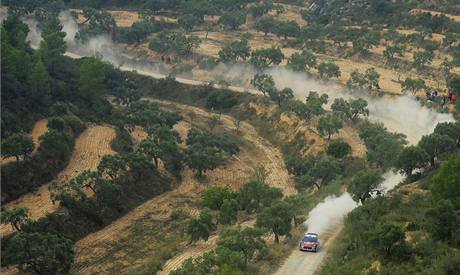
[[0, 125, 116, 237]]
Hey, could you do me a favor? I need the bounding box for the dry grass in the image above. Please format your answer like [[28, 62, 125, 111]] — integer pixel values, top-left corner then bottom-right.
[[0, 125, 116, 237]]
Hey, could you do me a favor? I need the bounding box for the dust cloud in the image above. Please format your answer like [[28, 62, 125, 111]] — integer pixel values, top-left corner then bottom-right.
[[304, 170, 404, 236], [267, 67, 455, 144]]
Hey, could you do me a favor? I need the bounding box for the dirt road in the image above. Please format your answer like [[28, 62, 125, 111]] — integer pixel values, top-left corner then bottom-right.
[[274, 224, 343, 275], [0, 125, 116, 237]]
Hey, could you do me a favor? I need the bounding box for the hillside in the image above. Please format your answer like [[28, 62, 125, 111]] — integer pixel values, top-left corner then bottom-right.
[[1, 1, 460, 275]]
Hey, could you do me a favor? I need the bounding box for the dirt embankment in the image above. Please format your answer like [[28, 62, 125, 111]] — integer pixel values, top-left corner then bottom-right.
[[1, 119, 48, 165], [0, 125, 116, 237], [70, 100, 295, 274]]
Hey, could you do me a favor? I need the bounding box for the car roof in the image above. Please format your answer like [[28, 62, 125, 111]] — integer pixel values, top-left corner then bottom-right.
[[305, 233, 318, 236]]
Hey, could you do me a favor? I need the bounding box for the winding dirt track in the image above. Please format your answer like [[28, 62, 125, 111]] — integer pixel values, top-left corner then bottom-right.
[[1, 119, 48, 164], [70, 100, 295, 274], [0, 125, 116, 237]]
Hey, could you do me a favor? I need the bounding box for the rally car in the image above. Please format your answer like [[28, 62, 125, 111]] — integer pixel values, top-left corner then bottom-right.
[[299, 233, 320, 252]]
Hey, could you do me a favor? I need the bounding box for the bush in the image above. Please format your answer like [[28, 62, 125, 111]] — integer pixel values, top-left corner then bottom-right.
[[1, 130, 75, 202], [110, 126, 133, 154], [202, 186, 235, 210], [327, 139, 351, 158], [205, 90, 238, 110]]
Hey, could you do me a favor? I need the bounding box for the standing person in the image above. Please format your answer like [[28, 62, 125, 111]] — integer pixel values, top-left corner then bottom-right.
[[447, 89, 453, 100], [161, 55, 165, 62], [166, 56, 171, 64]]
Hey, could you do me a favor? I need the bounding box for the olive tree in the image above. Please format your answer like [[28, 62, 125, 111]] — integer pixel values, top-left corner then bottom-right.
[[317, 62, 341, 80], [1, 133, 35, 161], [317, 114, 343, 140], [348, 169, 384, 204]]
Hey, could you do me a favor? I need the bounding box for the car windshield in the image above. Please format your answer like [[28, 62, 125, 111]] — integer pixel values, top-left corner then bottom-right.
[[303, 235, 317, 242]]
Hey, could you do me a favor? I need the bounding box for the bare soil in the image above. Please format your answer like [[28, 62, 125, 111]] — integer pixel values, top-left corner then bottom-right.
[[0, 125, 116, 237]]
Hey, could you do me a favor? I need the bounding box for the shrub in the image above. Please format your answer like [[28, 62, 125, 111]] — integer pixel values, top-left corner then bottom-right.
[[327, 139, 351, 158]]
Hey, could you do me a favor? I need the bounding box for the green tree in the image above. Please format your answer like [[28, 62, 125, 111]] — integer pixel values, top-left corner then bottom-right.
[[317, 62, 341, 80], [441, 58, 453, 84], [250, 73, 275, 96], [149, 30, 201, 57], [254, 16, 276, 36], [383, 44, 405, 66], [274, 21, 300, 40], [309, 157, 341, 189], [39, 17, 66, 76], [76, 8, 116, 41], [269, 87, 294, 107], [352, 32, 380, 55], [434, 121, 460, 144], [317, 114, 343, 140], [187, 209, 217, 242], [249, 1, 274, 18], [218, 227, 266, 265], [178, 14, 201, 32], [2, 15, 30, 50], [78, 57, 106, 104], [0, 207, 30, 231], [250, 47, 284, 70], [218, 39, 250, 63], [401, 77, 426, 94], [359, 121, 407, 169], [112, 86, 140, 107], [448, 76, 460, 96], [202, 186, 235, 210], [48, 118, 67, 134], [284, 155, 315, 177], [331, 98, 369, 122], [431, 155, 460, 208], [418, 133, 455, 167], [138, 138, 162, 168], [97, 154, 127, 179], [365, 68, 380, 89], [370, 223, 408, 260], [237, 181, 282, 214], [218, 10, 246, 30], [185, 144, 224, 177], [346, 70, 367, 89], [395, 146, 429, 177], [3, 232, 74, 274], [1, 133, 35, 161], [256, 200, 293, 243], [426, 200, 460, 244], [218, 199, 239, 225], [348, 169, 384, 204], [29, 61, 51, 110], [327, 139, 351, 158], [287, 50, 317, 73], [299, 91, 329, 121], [284, 194, 308, 226], [413, 50, 433, 71]]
